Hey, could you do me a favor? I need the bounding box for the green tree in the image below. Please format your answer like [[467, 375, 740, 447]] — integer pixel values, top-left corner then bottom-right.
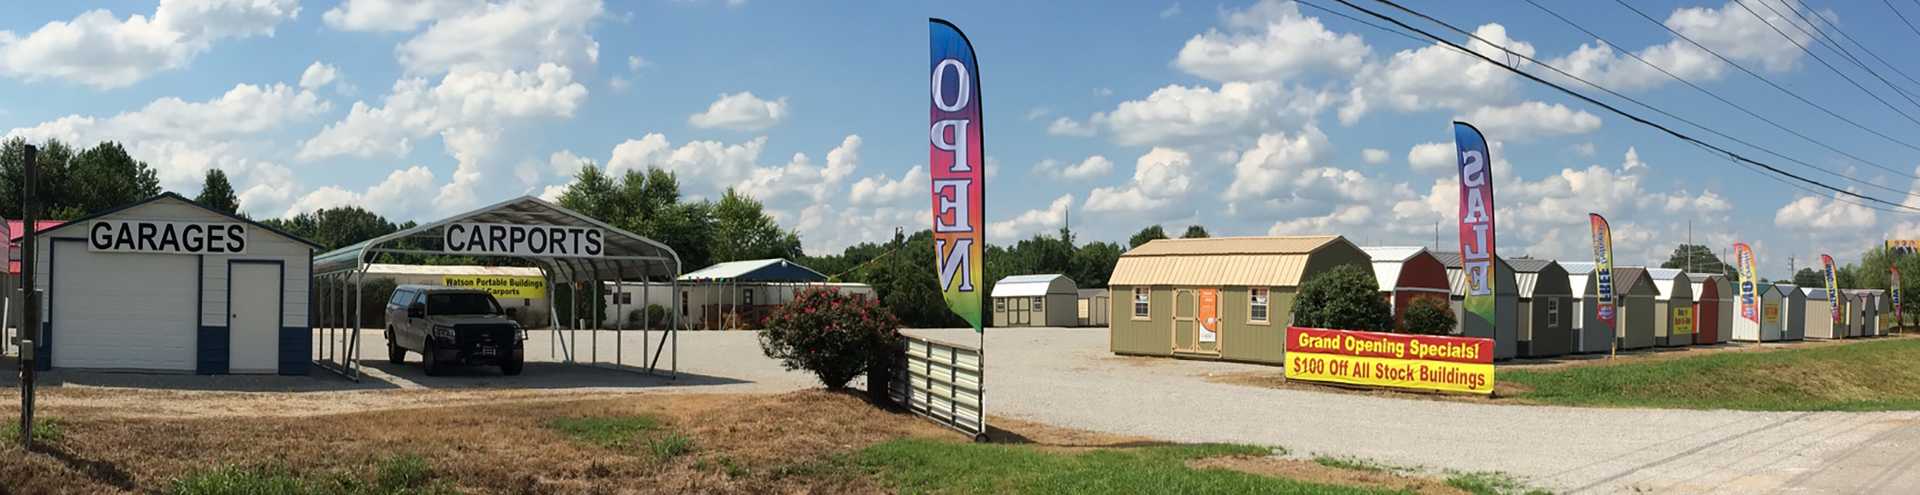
[[195, 168, 240, 214], [0, 138, 76, 219], [710, 188, 802, 262], [261, 206, 399, 251], [1069, 241, 1124, 288], [68, 141, 162, 216], [1180, 225, 1209, 239], [1129, 225, 1167, 249], [1291, 264, 1392, 331], [556, 164, 619, 222], [866, 230, 966, 328], [1660, 244, 1737, 279], [1792, 267, 1825, 287], [1400, 297, 1455, 335]]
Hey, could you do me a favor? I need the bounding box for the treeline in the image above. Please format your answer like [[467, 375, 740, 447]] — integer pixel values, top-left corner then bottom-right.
[[2, 137, 250, 220]]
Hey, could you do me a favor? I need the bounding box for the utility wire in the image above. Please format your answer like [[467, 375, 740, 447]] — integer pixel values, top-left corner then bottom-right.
[[1731, 0, 1920, 119], [1890, 0, 1920, 40], [1787, 0, 1920, 94], [1328, 0, 1920, 213], [1522, 0, 1920, 193], [1755, 0, 1909, 97], [1614, 0, 1920, 153]]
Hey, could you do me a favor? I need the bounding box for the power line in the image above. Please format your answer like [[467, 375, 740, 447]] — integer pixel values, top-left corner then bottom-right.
[[1613, 0, 1920, 154], [1788, 0, 1920, 94], [1730, 0, 1920, 119], [1324, 0, 1920, 214], [1890, 0, 1920, 40], [1757, 0, 1920, 99], [1521, 0, 1920, 194]]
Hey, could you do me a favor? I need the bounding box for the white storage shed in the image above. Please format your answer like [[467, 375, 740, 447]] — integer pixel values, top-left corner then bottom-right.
[[1732, 283, 1785, 342], [1775, 283, 1806, 341], [1803, 287, 1838, 339], [25, 193, 318, 374], [992, 274, 1079, 327]]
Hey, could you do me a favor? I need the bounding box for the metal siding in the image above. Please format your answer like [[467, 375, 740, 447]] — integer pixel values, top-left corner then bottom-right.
[[1108, 285, 1171, 356]]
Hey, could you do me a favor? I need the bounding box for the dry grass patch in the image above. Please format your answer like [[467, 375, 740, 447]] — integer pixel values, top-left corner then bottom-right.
[[1190, 456, 1472, 495]]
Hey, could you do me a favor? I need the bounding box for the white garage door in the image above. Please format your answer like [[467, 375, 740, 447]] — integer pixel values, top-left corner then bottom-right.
[[52, 245, 198, 371]]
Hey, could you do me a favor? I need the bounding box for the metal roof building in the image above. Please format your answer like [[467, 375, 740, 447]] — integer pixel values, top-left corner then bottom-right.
[[1648, 269, 1695, 347], [1359, 246, 1450, 330], [1434, 252, 1520, 360], [1109, 235, 1370, 365], [1614, 267, 1660, 350], [1511, 259, 1572, 357], [1688, 273, 1733, 345], [1775, 283, 1806, 341], [991, 274, 1079, 327], [1803, 287, 1838, 339], [1733, 283, 1786, 342]]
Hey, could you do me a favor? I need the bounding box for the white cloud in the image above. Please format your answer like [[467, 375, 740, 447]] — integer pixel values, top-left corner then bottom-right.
[[1174, 0, 1369, 82], [1101, 81, 1329, 146], [323, 0, 481, 32], [1545, 1, 1821, 92], [1047, 116, 1097, 137], [606, 133, 767, 185], [548, 150, 588, 176], [300, 62, 340, 90], [288, 166, 439, 219], [1668, 0, 1816, 73], [1776, 194, 1877, 230], [990, 195, 1074, 239], [394, 0, 604, 74], [298, 63, 589, 160], [734, 135, 862, 203], [1226, 126, 1330, 201], [1362, 148, 1389, 164], [1160, 3, 1183, 19], [1460, 101, 1602, 140], [1269, 205, 1373, 235], [1406, 142, 1454, 176], [1034, 155, 1114, 180], [849, 165, 925, 206], [0, 0, 301, 88], [1345, 23, 1533, 120], [1086, 148, 1194, 213], [688, 91, 789, 131], [627, 55, 649, 72]]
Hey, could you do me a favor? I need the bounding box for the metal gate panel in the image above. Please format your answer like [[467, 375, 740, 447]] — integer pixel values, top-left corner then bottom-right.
[[891, 334, 985, 440]]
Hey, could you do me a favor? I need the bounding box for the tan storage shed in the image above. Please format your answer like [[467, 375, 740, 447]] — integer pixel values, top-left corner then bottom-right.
[[1871, 289, 1889, 336], [1689, 273, 1732, 345], [1077, 289, 1110, 327], [1803, 287, 1838, 338], [1435, 252, 1521, 360], [1775, 283, 1806, 341], [1614, 267, 1659, 350], [1844, 290, 1870, 337], [1359, 246, 1451, 329], [1108, 235, 1370, 364], [1511, 259, 1572, 358], [991, 274, 1079, 327], [1561, 262, 1609, 354], [1648, 269, 1694, 347]]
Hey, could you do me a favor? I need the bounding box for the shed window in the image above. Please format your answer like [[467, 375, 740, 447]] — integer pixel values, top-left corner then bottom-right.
[[744, 288, 755, 306], [1032, 296, 1044, 312], [1249, 288, 1270, 322], [1548, 298, 1560, 325], [995, 298, 1006, 312], [1133, 288, 1151, 318]]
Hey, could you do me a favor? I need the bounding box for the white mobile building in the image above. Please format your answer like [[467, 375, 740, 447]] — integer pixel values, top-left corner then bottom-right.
[[24, 193, 319, 374]]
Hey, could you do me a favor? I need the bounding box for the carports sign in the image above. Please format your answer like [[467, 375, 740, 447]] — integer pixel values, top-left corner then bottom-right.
[[1285, 327, 1495, 394], [444, 223, 604, 258]]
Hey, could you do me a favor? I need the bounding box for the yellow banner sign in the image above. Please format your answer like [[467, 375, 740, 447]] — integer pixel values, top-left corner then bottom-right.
[[1673, 307, 1693, 333], [442, 275, 546, 299], [1286, 351, 1495, 394], [1764, 303, 1780, 324]]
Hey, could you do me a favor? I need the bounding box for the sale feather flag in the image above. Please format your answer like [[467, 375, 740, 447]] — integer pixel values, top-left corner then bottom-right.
[[1589, 214, 1615, 331], [1823, 254, 1841, 323], [1453, 122, 1498, 326], [930, 19, 985, 332], [1735, 243, 1758, 323], [1894, 266, 1903, 326]]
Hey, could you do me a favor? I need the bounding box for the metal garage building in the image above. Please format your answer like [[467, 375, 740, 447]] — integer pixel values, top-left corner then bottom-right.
[[1359, 246, 1450, 330], [1804, 287, 1838, 338], [1435, 252, 1520, 360], [1511, 259, 1572, 358], [25, 193, 317, 373], [1776, 283, 1806, 341], [991, 274, 1079, 327], [1689, 273, 1731, 345], [1648, 269, 1694, 347], [1108, 236, 1370, 364]]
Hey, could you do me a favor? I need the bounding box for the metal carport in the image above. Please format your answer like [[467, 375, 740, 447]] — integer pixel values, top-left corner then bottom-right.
[[310, 196, 682, 381]]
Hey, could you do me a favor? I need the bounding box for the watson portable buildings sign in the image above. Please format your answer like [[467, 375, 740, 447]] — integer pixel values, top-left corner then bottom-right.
[[1284, 326, 1494, 394]]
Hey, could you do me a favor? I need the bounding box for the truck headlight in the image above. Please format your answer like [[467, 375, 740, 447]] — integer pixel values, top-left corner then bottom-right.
[[513, 327, 527, 341], [432, 325, 456, 341]]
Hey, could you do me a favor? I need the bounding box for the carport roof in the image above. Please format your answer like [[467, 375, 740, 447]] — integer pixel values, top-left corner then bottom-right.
[[678, 258, 825, 283], [313, 195, 679, 281]]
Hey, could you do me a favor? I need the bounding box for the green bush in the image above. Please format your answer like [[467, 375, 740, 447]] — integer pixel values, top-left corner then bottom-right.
[[1400, 297, 1457, 335], [627, 304, 670, 329], [1291, 264, 1393, 332], [758, 287, 903, 389]]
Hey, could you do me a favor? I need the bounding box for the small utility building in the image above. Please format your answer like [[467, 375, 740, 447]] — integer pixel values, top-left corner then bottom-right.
[[1359, 246, 1450, 329], [1109, 236, 1370, 364], [1077, 289, 1109, 327], [1435, 252, 1520, 360], [1732, 283, 1785, 341], [1647, 269, 1694, 347], [1614, 267, 1659, 350], [1688, 273, 1731, 345], [1803, 287, 1838, 339], [1776, 283, 1806, 341], [1510, 259, 1572, 358], [991, 274, 1079, 327], [25, 193, 318, 374], [1562, 262, 1606, 354]]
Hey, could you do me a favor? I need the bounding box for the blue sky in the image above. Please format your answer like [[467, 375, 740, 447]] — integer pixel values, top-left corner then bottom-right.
[[3, 0, 1919, 278]]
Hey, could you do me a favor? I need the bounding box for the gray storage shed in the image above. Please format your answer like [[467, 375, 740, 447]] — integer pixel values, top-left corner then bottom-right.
[[1511, 259, 1572, 358], [1436, 252, 1520, 360], [1648, 269, 1694, 347], [1077, 288, 1109, 327], [992, 274, 1079, 327], [1614, 267, 1659, 350], [1775, 283, 1806, 341]]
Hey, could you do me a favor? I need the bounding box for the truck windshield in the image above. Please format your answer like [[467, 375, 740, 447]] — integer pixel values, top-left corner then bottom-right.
[[427, 293, 502, 315]]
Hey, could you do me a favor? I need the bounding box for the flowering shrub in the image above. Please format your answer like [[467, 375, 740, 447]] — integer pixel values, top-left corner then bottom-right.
[[758, 287, 903, 390]]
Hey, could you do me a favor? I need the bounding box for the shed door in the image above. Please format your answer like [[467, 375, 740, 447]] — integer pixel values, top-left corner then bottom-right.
[[228, 262, 282, 373], [52, 247, 197, 371], [1172, 290, 1196, 352]]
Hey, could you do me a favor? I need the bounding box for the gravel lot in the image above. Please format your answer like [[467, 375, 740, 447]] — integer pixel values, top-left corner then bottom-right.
[[9, 327, 1919, 493]]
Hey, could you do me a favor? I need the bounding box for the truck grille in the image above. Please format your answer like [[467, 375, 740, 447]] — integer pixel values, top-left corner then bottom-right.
[[455, 324, 516, 348]]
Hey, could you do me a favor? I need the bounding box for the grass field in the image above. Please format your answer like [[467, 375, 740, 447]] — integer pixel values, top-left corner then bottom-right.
[[1503, 337, 1920, 411]]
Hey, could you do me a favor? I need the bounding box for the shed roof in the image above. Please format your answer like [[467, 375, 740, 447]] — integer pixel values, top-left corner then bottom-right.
[[1616, 267, 1656, 296], [1078, 288, 1109, 299], [1775, 283, 1803, 300], [1110, 235, 1358, 287], [991, 274, 1078, 297], [679, 258, 826, 283], [6, 219, 63, 275], [39, 193, 319, 250], [1648, 268, 1691, 302], [1360, 246, 1426, 293], [366, 263, 545, 277], [1803, 287, 1828, 299], [1436, 254, 1517, 296]]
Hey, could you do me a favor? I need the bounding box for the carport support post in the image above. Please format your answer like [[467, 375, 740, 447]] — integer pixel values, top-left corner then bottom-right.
[[17, 144, 38, 450]]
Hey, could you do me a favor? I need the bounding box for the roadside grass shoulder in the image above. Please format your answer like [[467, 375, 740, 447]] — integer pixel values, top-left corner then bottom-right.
[[858, 439, 1405, 494], [1503, 337, 1920, 411], [170, 455, 453, 495], [1444, 471, 1550, 495], [1312, 455, 1396, 474], [1, 418, 65, 444]]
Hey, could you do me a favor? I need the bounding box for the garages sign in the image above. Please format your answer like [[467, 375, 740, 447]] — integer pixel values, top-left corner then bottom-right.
[[444, 223, 603, 258], [89, 220, 247, 255], [1285, 327, 1495, 394]]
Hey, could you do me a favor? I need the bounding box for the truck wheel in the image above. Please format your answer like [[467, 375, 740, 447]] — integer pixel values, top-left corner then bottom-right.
[[501, 355, 524, 376], [386, 329, 405, 364], [422, 341, 443, 376]]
